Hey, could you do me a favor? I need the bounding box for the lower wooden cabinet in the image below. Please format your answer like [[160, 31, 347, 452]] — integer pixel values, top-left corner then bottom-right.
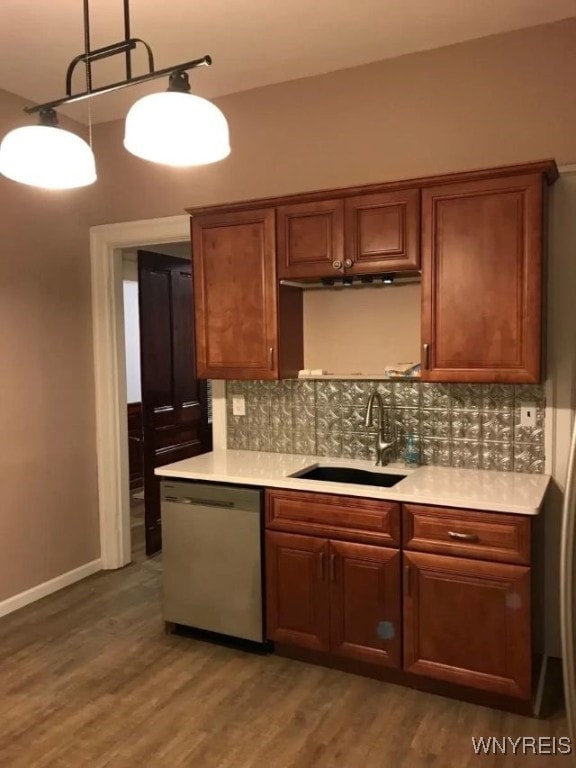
[[330, 540, 401, 667], [266, 531, 330, 651], [403, 550, 531, 699], [266, 531, 401, 667], [265, 492, 535, 709]]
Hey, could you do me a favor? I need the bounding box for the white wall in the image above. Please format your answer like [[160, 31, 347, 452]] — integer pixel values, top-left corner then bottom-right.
[[123, 279, 141, 403]]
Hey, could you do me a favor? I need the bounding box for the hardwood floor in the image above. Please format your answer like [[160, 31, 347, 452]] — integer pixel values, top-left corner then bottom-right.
[[0, 557, 569, 767], [130, 495, 146, 562]]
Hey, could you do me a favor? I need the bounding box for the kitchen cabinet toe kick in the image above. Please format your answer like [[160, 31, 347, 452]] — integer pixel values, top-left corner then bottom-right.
[[272, 643, 536, 718]]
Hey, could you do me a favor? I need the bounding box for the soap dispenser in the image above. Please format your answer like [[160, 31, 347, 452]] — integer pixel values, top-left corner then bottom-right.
[[404, 434, 420, 467]]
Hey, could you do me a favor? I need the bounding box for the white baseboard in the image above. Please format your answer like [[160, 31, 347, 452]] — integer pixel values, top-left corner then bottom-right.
[[0, 559, 103, 619]]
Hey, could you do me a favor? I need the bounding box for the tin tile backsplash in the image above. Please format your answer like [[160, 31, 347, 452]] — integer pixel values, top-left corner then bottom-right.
[[226, 380, 546, 473]]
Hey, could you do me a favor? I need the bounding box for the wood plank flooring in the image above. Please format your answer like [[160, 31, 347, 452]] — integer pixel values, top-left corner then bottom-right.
[[0, 554, 570, 767]]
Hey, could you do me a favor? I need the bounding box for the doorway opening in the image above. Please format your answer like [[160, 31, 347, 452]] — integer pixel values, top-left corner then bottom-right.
[[91, 216, 226, 571], [120, 241, 212, 561]]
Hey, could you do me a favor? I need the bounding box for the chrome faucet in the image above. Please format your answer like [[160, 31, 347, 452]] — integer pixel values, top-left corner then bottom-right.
[[364, 390, 396, 466]]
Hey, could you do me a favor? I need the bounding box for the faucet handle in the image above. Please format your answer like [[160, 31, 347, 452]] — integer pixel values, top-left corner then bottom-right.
[[382, 406, 397, 441]]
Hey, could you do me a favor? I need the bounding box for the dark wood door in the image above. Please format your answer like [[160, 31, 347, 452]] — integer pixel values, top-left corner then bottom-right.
[[192, 208, 302, 379], [138, 250, 211, 556], [421, 173, 544, 383], [265, 531, 330, 651], [344, 189, 420, 275], [127, 402, 143, 490], [276, 199, 344, 279], [330, 540, 401, 668], [403, 551, 531, 699]]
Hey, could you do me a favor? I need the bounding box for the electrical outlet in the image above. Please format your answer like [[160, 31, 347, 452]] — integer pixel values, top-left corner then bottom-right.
[[232, 394, 246, 417], [520, 402, 537, 428]]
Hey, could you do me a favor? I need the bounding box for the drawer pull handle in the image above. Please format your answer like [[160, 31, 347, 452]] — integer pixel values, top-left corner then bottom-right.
[[330, 553, 336, 582], [423, 343, 430, 370], [448, 531, 479, 543]]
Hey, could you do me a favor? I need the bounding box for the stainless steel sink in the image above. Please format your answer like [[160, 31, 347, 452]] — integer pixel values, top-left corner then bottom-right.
[[291, 466, 406, 488]]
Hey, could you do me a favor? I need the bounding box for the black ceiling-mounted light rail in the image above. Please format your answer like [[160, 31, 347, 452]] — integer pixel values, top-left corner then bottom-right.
[[0, 0, 230, 189], [24, 0, 212, 115]]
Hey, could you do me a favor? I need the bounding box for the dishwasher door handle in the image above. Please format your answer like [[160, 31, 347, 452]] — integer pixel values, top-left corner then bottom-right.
[[164, 496, 235, 509]]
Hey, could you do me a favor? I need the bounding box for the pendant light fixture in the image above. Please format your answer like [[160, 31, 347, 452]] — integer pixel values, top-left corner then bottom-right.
[[124, 71, 230, 166], [0, 108, 96, 189], [0, 0, 229, 190]]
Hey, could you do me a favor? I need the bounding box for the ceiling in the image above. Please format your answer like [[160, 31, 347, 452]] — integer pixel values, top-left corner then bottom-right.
[[1, 0, 574, 124]]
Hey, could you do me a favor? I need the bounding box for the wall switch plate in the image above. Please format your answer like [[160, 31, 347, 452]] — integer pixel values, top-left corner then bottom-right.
[[520, 402, 537, 428], [232, 394, 246, 417]]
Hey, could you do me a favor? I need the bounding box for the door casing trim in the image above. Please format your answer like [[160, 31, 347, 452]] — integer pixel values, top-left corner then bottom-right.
[[90, 215, 226, 569]]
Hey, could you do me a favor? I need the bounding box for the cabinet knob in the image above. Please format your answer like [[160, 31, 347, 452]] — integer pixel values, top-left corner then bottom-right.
[[343, 258, 353, 269], [332, 260, 343, 270]]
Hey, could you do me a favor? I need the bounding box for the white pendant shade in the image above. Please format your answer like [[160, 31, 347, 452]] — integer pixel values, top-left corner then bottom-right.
[[0, 125, 96, 189], [124, 91, 230, 167]]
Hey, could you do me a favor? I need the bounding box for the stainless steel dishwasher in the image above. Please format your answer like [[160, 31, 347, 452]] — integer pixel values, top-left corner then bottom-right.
[[161, 481, 264, 643]]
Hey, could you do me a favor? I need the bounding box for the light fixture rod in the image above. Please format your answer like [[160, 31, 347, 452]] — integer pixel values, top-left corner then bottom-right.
[[64, 39, 147, 97], [23, 0, 211, 116], [83, 0, 92, 92], [25, 55, 212, 115], [124, 0, 132, 79]]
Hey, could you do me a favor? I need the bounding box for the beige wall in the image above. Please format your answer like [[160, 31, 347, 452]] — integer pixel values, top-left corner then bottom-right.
[[0, 89, 100, 602], [1, 18, 575, 646], [304, 284, 421, 373], [92, 19, 576, 224], [89, 18, 576, 657]]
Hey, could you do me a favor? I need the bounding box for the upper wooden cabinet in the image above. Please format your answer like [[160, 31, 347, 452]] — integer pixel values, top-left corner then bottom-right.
[[277, 199, 344, 279], [277, 189, 420, 279], [188, 160, 556, 383], [344, 189, 420, 275], [421, 173, 546, 383], [191, 208, 303, 380]]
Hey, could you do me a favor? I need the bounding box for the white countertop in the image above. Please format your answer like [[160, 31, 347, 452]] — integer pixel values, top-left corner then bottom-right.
[[155, 450, 550, 515]]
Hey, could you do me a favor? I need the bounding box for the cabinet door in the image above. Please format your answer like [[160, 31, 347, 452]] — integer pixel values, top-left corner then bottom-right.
[[192, 208, 279, 379], [277, 199, 344, 279], [330, 541, 401, 668], [421, 173, 544, 383], [345, 189, 420, 275], [403, 551, 531, 699], [266, 531, 331, 651]]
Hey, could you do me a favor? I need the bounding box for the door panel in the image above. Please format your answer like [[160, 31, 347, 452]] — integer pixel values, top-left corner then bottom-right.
[[403, 551, 531, 698], [138, 250, 211, 556], [330, 541, 401, 667], [345, 189, 420, 274], [192, 209, 280, 379], [421, 174, 543, 382], [277, 199, 344, 279], [266, 531, 330, 651]]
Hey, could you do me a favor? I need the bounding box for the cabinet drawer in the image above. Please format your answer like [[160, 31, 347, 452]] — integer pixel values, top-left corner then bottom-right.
[[403, 504, 530, 565], [266, 489, 400, 546]]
